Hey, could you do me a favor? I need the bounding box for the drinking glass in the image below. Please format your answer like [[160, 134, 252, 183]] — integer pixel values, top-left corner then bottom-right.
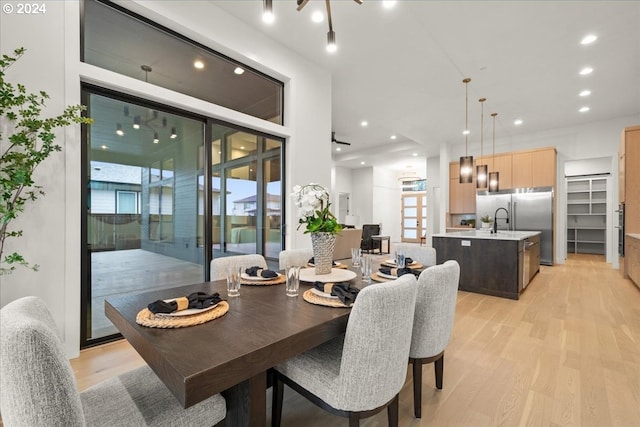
[[226, 266, 242, 297], [360, 256, 372, 284], [395, 250, 406, 269], [351, 248, 362, 268], [285, 266, 301, 297]]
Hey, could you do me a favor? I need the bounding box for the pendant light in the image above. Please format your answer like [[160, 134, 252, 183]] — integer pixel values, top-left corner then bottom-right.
[[488, 113, 500, 192], [459, 78, 473, 183], [476, 98, 488, 189]]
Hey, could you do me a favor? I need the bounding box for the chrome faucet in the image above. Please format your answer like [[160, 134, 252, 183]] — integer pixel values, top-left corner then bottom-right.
[[493, 207, 509, 234]]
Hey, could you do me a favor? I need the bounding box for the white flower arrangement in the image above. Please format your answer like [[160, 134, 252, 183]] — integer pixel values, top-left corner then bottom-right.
[[291, 183, 342, 234]]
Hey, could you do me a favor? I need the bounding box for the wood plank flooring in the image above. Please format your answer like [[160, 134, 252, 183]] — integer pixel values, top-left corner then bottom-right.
[[69, 254, 640, 426]]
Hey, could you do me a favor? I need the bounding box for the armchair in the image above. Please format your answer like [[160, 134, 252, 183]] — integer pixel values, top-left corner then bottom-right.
[[360, 224, 381, 253]]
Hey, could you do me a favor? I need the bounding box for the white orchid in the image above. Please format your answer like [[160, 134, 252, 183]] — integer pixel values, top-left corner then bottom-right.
[[291, 183, 342, 234]]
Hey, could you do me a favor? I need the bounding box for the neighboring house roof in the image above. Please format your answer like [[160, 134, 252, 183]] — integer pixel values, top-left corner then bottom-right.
[[90, 161, 142, 184], [234, 193, 281, 203]]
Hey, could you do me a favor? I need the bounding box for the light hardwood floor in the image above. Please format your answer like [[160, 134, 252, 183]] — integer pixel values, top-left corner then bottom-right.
[[70, 254, 640, 426]]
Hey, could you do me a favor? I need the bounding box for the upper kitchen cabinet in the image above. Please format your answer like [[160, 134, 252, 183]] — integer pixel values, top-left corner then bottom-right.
[[512, 148, 557, 188], [475, 154, 512, 190], [449, 162, 476, 214]]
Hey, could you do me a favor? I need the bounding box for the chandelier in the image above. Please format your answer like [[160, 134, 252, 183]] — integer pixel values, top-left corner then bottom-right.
[[263, 0, 363, 52]]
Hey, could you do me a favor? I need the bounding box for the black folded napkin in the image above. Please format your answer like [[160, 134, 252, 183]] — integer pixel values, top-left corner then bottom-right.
[[308, 257, 339, 266], [313, 281, 359, 305], [379, 267, 413, 277], [245, 266, 279, 278], [148, 292, 223, 314], [405, 257, 414, 265]]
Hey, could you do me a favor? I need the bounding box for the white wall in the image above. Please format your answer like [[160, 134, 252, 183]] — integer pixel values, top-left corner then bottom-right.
[[350, 168, 374, 226], [1, 0, 332, 356], [372, 167, 402, 242]]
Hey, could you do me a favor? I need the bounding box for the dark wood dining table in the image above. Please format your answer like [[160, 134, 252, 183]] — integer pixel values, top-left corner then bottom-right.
[[105, 276, 357, 427]]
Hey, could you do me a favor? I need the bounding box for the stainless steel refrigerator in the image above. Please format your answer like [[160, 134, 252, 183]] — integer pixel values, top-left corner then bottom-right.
[[476, 187, 554, 265]]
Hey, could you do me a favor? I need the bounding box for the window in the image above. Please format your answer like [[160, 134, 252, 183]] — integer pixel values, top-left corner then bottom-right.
[[116, 190, 139, 214]]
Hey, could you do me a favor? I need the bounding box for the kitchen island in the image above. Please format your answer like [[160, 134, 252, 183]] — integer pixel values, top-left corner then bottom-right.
[[432, 230, 541, 300]]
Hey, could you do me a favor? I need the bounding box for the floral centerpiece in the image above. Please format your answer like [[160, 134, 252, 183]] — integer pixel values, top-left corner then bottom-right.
[[291, 183, 342, 274]]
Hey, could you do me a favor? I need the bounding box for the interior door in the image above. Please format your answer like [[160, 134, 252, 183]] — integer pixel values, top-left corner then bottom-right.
[[401, 192, 426, 243]]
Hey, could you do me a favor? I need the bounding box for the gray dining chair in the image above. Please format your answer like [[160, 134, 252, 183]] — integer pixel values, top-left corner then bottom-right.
[[210, 253, 268, 280], [393, 243, 437, 268], [409, 260, 460, 418], [271, 274, 418, 427], [0, 296, 226, 427], [278, 248, 313, 270]]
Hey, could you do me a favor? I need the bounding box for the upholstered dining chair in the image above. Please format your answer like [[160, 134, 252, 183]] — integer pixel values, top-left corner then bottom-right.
[[0, 296, 226, 427], [271, 274, 418, 427], [210, 253, 268, 280], [278, 248, 313, 270], [393, 243, 437, 268], [360, 224, 381, 253], [409, 260, 460, 418]]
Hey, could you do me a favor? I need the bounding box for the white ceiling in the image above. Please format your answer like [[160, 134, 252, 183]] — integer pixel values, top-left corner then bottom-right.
[[213, 0, 640, 174]]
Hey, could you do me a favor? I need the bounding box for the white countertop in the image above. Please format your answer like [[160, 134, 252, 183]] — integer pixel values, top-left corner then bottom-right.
[[433, 230, 541, 241]]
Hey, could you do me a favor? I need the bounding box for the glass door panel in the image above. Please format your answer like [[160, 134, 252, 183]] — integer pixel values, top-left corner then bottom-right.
[[225, 162, 258, 254], [401, 193, 427, 243], [264, 153, 282, 259]]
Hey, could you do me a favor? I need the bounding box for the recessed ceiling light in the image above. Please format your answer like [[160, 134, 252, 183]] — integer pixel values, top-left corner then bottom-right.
[[360, 161, 366, 165], [390, 135, 397, 140], [336, 147, 342, 152], [579, 106, 590, 113], [194, 60, 204, 69], [360, 121, 368, 127], [240, 146, 245, 150], [311, 10, 324, 23], [462, 129, 470, 135], [412, 153, 418, 157], [234, 67, 245, 75], [382, 1, 397, 9], [579, 67, 593, 75], [581, 34, 597, 45], [514, 119, 523, 125], [579, 89, 591, 97], [101, 145, 107, 150]]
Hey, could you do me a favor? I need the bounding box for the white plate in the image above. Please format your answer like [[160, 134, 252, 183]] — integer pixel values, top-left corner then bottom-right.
[[241, 272, 280, 281], [376, 271, 397, 280], [310, 288, 339, 299], [299, 268, 357, 283], [155, 299, 219, 317]]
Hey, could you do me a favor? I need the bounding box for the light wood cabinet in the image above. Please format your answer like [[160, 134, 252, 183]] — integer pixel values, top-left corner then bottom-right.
[[619, 134, 626, 203], [626, 236, 640, 286], [475, 153, 512, 190], [449, 162, 476, 214], [512, 148, 556, 188], [512, 152, 533, 188], [621, 125, 640, 282]]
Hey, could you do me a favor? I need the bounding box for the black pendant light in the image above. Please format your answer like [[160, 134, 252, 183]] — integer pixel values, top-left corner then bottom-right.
[[459, 78, 473, 183], [488, 113, 500, 192], [476, 97, 488, 189]]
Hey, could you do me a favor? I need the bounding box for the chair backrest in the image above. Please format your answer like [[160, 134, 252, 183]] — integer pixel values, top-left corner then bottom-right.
[[410, 260, 460, 359], [393, 243, 437, 268], [278, 248, 313, 270], [338, 274, 418, 411], [361, 224, 380, 240], [210, 254, 268, 280], [0, 296, 87, 426]]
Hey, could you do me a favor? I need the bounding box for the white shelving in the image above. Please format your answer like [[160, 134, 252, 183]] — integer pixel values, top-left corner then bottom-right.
[[567, 177, 607, 254]]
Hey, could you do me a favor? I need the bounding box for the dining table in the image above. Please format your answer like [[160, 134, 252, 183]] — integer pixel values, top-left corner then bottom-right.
[[105, 267, 361, 427]]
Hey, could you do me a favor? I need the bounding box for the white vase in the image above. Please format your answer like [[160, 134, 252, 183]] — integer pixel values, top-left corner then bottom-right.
[[310, 232, 336, 275], [481, 221, 492, 229]]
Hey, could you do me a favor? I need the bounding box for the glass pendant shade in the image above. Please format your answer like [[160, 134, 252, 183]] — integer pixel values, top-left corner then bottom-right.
[[476, 164, 488, 188], [459, 156, 473, 183], [488, 171, 500, 192]]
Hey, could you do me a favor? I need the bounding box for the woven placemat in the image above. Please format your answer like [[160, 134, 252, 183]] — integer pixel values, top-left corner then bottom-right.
[[136, 301, 229, 328], [241, 274, 286, 286], [302, 289, 353, 308], [381, 261, 424, 269]]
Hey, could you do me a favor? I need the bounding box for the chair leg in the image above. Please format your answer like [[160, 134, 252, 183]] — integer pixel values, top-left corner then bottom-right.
[[271, 372, 284, 427], [348, 412, 360, 427], [387, 394, 399, 427], [434, 354, 444, 390], [412, 359, 423, 418]]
